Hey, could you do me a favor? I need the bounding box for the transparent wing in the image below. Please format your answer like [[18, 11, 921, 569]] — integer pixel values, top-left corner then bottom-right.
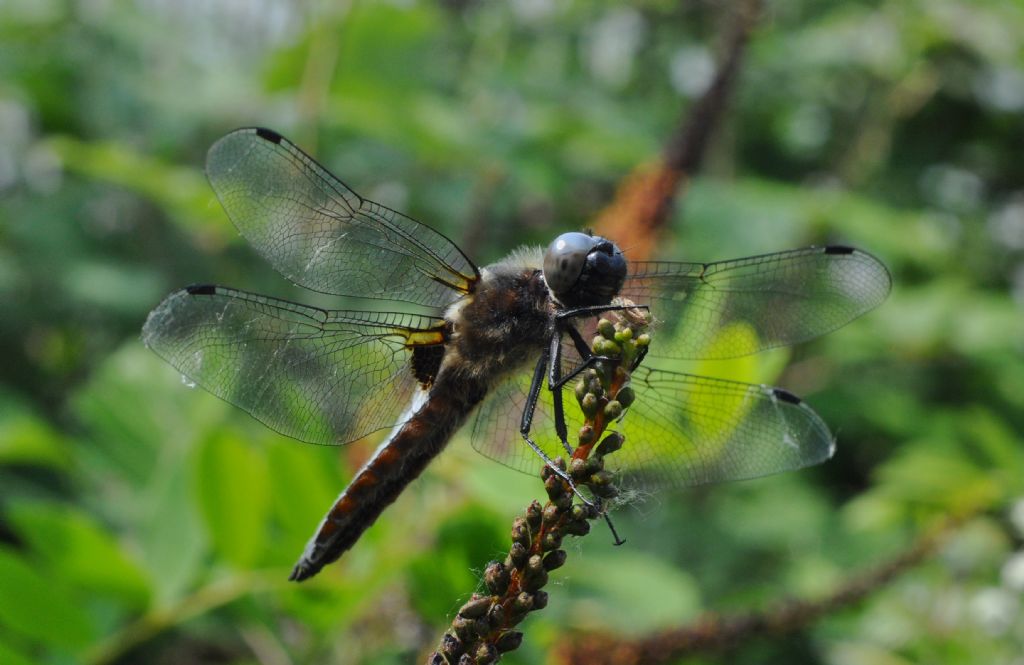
[[620, 246, 891, 360], [142, 285, 446, 445], [206, 127, 479, 308], [471, 366, 834, 491]]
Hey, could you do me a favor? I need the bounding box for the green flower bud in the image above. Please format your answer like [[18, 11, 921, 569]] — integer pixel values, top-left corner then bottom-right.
[[597, 318, 616, 340], [574, 378, 588, 402]]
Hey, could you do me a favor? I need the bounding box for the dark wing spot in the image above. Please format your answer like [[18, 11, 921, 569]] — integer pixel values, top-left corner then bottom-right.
[[824, 245, 855, 255], [772, 388, 802, 405], [411, 344, 445, 388], [185, 284, 217, 295], [255, 127, 283, 144]]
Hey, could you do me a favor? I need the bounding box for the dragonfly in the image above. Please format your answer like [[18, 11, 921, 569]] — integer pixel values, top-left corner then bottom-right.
[[143, 128, 891, 582]]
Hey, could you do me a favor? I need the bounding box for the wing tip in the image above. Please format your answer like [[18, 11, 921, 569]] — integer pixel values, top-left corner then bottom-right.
[[772, 387, 803, 405], [185, 284, 218, 296], [824, 245, 855, 255], [254, 127, 284, 144]]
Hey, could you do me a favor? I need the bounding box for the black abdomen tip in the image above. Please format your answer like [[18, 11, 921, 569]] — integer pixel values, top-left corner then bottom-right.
[[185, 284, 217, 295], [824, 245, 855, 255], [773, 388, 802, 405], [255, 127, 283, 144]]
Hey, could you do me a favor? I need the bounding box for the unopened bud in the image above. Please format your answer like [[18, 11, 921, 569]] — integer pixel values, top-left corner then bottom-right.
[[484, 561, 510, 595], [494, 630, 523, 653], [543, 549, 567, 570], [595, 432, 624, 456], [458, 595, 491, 619]]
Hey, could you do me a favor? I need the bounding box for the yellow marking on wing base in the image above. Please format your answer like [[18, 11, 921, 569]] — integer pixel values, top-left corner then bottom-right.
[[403, 328, 446, 347]]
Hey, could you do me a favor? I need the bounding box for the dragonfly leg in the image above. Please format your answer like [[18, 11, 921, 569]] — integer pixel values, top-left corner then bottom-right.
[[598, 499, 627, 546], [522, 349, 594, 508], [547, 331, 573, 456], [554, 303, 649, 321], [549, 324, 611, 390], [630, 345, 648, 371]]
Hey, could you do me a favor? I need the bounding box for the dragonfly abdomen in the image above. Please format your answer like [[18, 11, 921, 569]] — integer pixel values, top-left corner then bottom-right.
[[289, 376, 488, 582]]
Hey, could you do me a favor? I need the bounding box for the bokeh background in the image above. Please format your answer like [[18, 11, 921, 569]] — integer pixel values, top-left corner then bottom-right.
[[2, 1, 1024, 663]]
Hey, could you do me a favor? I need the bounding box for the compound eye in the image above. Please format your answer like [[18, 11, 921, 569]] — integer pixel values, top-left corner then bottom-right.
[[543, 232, 597, 296]]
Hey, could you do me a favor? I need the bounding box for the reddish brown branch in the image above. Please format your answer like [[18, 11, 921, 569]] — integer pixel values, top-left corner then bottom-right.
[[553, 516, 964, 665], [593, 0, 762, 261]]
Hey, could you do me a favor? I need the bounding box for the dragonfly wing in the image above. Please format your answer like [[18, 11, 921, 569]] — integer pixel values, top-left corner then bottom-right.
[[470, 366, 579, 476], [608, 366, 833, 490], [620, 246, 890, 359], [142, 285, 446, 445], [206, 128, 479, 308], [470, 366, 833, 491]]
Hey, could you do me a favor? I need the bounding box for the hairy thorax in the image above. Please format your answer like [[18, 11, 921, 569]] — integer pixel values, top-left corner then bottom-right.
[[441, 263, 553, 387]]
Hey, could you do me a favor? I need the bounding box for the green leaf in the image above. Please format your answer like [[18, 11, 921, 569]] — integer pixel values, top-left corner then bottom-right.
[[46, 136, 230, 241], [407, 505, 506, 621], [194, 432, 270, 568], [7, 502, 151, 607], [0, 638, 36, 665], [265, 440, 343, 566], [0, 546, 95, 651], [139, 451, 207, 604], [564, 549, 701, 633], [0, 391, 68, 468]]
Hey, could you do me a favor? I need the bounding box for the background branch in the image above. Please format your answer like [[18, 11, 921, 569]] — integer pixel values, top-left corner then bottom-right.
[[593, 0, 763, 261], [553, 514, 968, 665]]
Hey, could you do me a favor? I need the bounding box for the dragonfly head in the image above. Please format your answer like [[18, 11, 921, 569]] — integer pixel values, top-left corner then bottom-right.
[[543, 232, 627, 307]]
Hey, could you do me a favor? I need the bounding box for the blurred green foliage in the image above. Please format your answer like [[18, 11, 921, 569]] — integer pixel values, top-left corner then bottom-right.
[[2, 1, 1024, 663]]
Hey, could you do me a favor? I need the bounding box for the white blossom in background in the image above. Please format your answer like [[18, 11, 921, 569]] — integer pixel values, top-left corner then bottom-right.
[[510, 0, 555, 24], [974, 66, 1024, 112], [919, 163, 985, 213], [1009, 497, 1024, 537], [782, 103, 831, 153], [1001, 551, 1024, 592], [988, 194, 1024, 250], [969, 587, 1019, 636], [582, 8, 646, 89], [669, 46, 715, 98], [0, 98, 32, 192]]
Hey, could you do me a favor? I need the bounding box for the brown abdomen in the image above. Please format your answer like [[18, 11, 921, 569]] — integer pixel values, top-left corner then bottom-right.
[[289, 377, 486, 582]]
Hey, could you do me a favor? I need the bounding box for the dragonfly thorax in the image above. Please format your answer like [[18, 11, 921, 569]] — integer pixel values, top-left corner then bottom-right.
[[542, 232, 626, 308]]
